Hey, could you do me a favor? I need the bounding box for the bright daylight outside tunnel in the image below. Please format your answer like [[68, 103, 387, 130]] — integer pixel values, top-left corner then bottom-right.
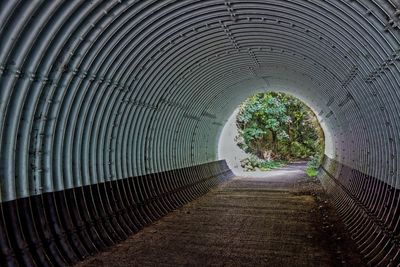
[[0, 0, 399, 266], [218, 91, 326, 176]]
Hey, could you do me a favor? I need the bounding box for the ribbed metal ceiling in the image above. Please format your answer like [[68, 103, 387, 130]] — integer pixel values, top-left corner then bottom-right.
[[1, 0, 398, 201]]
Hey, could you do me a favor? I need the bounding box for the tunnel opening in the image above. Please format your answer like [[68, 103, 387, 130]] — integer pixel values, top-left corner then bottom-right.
[[218, 91, 325, 176]]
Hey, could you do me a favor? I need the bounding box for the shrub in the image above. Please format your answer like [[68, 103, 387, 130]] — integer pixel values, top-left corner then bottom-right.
[[305, 156, 322, 177], [240, 155, 286, 172]]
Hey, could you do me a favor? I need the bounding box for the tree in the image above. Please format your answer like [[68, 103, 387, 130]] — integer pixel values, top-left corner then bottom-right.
[[236, 92, 324, 162]]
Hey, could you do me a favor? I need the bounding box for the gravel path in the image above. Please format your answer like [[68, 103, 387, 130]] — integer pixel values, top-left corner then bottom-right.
[[77, 163, 363, 267]]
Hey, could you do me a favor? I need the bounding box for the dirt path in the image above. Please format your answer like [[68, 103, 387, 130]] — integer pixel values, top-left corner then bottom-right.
[[77, 163, 363, 267]]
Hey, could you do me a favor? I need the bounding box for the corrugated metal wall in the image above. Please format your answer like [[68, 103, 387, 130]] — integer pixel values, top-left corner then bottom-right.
[[0, 0, 399, 265]]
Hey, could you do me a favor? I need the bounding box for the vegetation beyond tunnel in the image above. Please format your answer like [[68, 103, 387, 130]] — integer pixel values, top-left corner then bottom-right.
[[235, 92, 324, 174]]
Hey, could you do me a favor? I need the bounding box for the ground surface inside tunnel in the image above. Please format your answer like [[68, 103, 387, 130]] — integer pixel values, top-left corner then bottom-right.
[[77, 163, 363, 267]]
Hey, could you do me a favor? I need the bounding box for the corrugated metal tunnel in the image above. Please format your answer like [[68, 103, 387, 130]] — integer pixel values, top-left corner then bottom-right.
[[0, 0, 399, 266]]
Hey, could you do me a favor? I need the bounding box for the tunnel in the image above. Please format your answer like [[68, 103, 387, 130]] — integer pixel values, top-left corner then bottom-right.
[[0, 0, 399, 266]]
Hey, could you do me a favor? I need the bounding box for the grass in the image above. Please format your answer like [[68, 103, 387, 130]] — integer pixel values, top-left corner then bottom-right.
[[241, 155, 321, 175], [259, 160, 286, 171], [306, 167, 319, 177], [241, 156, 287, 171]]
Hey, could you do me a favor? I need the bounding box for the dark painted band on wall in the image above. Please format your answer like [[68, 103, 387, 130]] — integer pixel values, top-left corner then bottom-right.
[[319, 155, 400, 266], [0, 160, 233, 267]]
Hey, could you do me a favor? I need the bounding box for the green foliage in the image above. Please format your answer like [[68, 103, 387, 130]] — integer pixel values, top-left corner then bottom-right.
[[240, 155, 286, 172], [306, 168, 319, 177], [236, 92, 324, 171], [307, 156, 321, 170], [306, 156, 321, 177]]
